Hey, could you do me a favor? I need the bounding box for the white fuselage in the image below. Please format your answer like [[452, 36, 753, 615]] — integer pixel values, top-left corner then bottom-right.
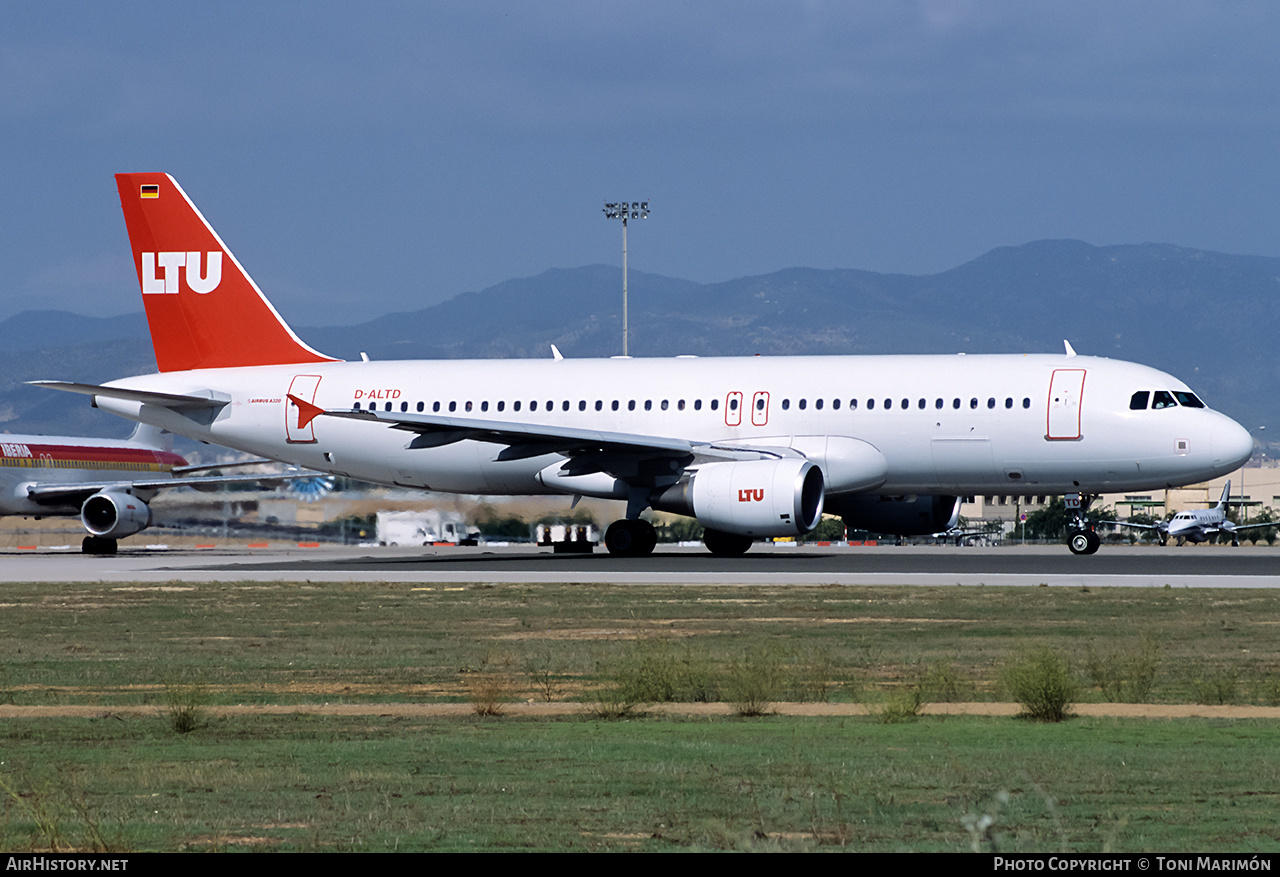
[[92, 352, 1253, 499]]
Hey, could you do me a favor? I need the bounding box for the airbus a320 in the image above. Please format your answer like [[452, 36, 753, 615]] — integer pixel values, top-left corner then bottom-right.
[[35, 174, 1255, 556]]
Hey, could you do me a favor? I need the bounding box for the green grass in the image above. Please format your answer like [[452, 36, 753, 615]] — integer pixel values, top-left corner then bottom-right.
[[3, 714, 1279, 852], [4, 580, 1280, 851], [4, 581, 1280, 706]]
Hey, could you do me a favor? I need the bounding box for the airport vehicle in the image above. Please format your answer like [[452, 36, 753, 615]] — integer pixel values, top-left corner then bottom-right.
[[34, 173, 1255, 557], [1105, 481, 1273, 546], [0, 423, 291, 554]]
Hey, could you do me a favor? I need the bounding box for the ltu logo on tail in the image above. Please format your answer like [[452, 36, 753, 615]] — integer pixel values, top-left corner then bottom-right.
[[142, 251, 223, 294], [738, 488, 764, 502]]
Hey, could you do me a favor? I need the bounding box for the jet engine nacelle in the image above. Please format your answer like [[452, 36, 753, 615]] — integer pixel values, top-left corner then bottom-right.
[[827, 493, 959, 536], [81, 491, 152, 539], [652, 458, 825, 537]]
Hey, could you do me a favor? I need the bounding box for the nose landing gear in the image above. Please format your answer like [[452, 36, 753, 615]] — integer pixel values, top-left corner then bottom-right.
[[1065, 492, 1101, 555]]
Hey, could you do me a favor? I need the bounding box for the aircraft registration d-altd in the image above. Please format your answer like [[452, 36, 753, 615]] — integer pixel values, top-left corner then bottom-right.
[[34, 173, 1255, 556], [0, 422, 293, 554]]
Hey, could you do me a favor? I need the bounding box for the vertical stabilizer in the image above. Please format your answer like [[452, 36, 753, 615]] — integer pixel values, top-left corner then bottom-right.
[[1217, 481, 1231, 510], [115, 173, 339, 372]]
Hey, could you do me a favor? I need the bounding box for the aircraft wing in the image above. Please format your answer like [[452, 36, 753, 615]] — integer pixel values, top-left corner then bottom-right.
[[1100, 519, 1168, 532], [313, 405, 796, 465], [1224, 521, 1277, 532], [25, 471, 309, 506]]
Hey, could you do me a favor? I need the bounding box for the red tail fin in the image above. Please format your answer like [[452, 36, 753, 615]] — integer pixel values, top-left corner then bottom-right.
[[115, 173, 339, 372]]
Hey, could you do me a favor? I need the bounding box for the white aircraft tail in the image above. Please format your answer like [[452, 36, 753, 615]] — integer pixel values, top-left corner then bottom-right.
[[1216, 481, 1231, 510]]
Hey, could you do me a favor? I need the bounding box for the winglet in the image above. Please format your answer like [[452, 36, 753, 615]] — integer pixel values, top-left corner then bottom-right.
[[115, 173, 340, 372]]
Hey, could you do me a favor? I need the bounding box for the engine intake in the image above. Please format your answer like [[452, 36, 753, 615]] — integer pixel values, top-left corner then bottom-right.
[[652, 458, 824, 537], [81, 491, 152, 539]]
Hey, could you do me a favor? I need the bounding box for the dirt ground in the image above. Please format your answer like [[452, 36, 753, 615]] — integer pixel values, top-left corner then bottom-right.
[[3, 702, 1278, 719]]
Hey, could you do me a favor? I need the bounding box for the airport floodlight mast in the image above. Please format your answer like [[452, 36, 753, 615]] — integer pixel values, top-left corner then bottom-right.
[[603, 201, 649, 356]]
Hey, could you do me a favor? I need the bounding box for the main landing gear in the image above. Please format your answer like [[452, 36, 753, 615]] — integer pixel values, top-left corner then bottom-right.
[[1064, 492, 1101, 555], [604, 519, 657, 557]]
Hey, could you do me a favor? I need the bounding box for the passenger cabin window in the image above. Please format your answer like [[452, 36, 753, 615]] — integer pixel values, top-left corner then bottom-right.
[[1130, 391, 1150, 410]]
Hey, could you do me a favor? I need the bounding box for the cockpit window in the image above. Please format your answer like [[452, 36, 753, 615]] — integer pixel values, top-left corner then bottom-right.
[[1129, 391, 1150, 410], [1173, 391, 1205, 409], [1151, 390, 1177, 409]]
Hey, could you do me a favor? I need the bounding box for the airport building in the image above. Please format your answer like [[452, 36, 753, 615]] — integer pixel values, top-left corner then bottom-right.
[[961, 462, 1280, 532]]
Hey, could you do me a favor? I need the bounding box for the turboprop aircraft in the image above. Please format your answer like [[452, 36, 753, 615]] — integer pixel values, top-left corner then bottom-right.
[[33, 173, 1256, 556], [0, 422, 296, 554], [1105, 481, 1273, 546]]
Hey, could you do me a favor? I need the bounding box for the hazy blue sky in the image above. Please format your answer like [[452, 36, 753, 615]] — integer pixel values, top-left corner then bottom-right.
[[2, 1, 1277, 324]]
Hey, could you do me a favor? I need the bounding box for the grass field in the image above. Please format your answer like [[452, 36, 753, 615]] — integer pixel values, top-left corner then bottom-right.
[[3, 580, 1280, 851]]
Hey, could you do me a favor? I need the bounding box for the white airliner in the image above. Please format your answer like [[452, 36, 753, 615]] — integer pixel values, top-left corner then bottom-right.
[[34, 173, 1255, 557], [1107, 481, 1272, 546], [0, 422, 292, 554]]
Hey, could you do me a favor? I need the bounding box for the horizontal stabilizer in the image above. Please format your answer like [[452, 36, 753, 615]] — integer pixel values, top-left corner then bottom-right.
[[28, 381, 229, 411]]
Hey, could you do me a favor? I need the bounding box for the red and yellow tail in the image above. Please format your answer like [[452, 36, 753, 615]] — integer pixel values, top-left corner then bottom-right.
[[115, 173, 339, 372]]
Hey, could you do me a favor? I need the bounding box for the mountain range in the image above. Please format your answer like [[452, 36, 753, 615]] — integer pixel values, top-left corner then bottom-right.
[[3, 239, 1277, 444]]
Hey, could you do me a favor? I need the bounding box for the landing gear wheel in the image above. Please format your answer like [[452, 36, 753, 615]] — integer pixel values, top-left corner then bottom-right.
[[81, 536, 118, 556], [1067, 530, 1100, 555], [703, 528, 754, 557], [604, 520, 657, 557]]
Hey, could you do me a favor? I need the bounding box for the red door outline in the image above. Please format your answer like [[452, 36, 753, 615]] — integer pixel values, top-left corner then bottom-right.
[[724, 391, 743, 427], [286, 375, 322, 443], [751, 391, 770, 427], [1046, 369, 1086, 440]]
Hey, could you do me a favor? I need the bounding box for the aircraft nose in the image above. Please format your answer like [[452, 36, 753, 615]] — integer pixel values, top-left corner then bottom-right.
[[1212, 418, 1254, 469]]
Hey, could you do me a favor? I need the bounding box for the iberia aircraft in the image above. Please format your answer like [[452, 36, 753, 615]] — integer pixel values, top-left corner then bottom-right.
[[34, 173, 1255, 557], [0, 422, 294, 555]]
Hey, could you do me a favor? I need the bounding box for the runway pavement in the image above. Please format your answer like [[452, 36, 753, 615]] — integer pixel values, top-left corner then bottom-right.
[[3, 541, 1278, 587]]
